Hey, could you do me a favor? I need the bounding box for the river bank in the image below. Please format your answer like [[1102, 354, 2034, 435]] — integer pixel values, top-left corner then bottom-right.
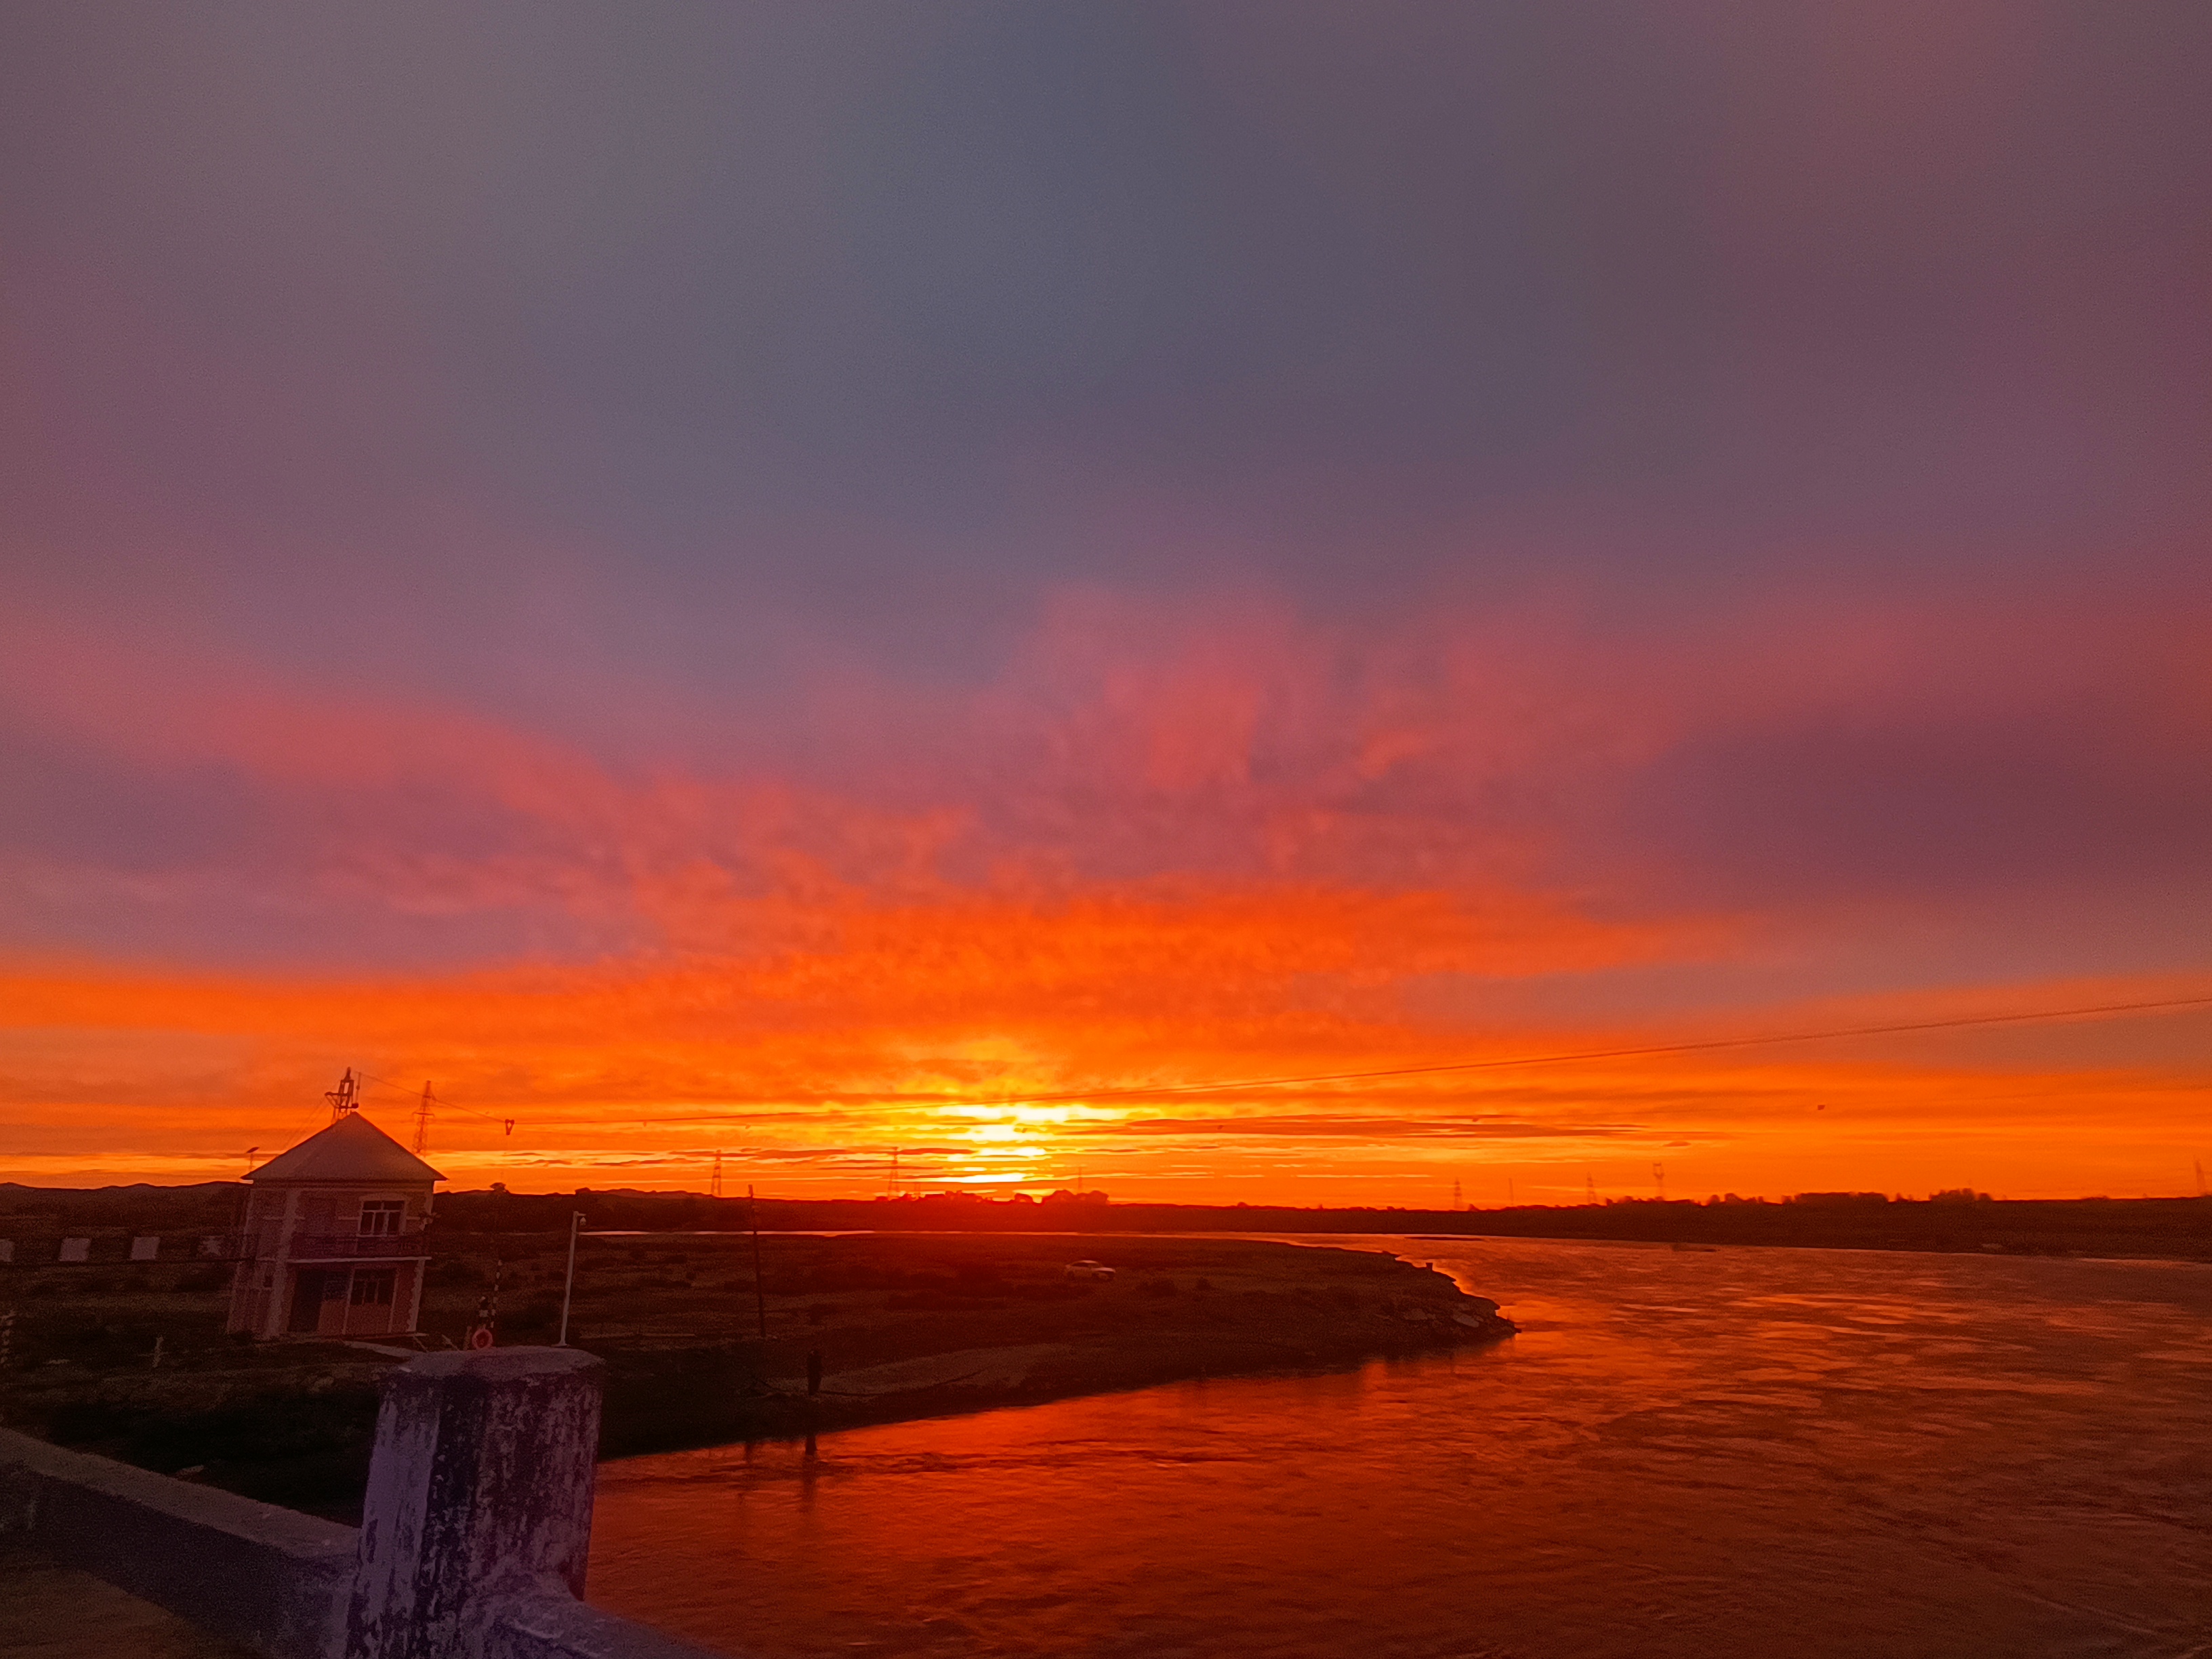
[[590, 1233, 1514, 1452], [0, 1233, 1511, 1515]]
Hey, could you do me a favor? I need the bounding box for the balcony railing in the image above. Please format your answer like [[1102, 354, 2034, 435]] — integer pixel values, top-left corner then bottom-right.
[[250, 1231, 432, 1261]]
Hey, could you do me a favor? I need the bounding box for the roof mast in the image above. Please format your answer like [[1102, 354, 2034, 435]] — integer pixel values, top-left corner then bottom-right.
[[325, 1068, 361, 1122]]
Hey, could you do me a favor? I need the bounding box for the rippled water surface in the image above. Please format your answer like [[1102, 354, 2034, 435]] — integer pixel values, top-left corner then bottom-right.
[[588, 1237, 2212, 1658]]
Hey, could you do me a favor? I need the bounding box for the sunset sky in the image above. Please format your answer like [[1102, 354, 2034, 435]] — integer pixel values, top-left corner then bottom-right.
[[4, 3, 2209, 1203]]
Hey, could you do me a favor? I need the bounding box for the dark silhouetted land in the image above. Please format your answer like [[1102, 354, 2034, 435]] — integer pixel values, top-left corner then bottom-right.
[[445, 1185, 2212, 1261], [12, 1181, 2209, 1261], [0, 1193, 1509, 1515]]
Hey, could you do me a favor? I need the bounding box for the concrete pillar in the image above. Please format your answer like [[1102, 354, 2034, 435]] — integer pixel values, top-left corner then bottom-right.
[[266, 1190, 302, 1340], [345, 1348, 605, 1659]]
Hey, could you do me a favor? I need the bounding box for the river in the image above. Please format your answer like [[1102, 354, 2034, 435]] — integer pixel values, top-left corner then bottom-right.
[[586, 1235, 2212, 1658]]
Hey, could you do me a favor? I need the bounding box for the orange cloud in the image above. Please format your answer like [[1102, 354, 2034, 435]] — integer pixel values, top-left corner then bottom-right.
[[3, 590, 2209, 1201]]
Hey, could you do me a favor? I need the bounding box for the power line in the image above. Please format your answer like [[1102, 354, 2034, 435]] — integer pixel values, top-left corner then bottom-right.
[[356, 1071, 515, 1132], [289, 991, 2212, 1145], [993, 992, 2212, 1106], [643, 991, 2212, 1121]]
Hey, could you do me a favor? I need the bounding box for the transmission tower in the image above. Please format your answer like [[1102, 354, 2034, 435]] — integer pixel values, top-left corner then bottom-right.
[[1452, 1178, 1462, 1210], [1586, 1170, 1598, 1204], [1653, 1162, 1666, 1202], [411, 1082, 434, 1155], [710, 1149, 724, 1200]]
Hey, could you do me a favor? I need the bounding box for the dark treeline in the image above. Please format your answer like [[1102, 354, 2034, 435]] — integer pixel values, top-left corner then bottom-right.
[[8, 1181, 2210, 1262], [0, 1182, 246, 1232]]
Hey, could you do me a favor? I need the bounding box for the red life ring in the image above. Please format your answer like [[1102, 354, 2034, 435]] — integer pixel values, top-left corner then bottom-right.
[[467, 1325, 495, 1351]]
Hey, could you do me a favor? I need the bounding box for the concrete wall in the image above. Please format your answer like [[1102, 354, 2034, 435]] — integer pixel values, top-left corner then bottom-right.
[[0, 1428, 355, 1659], [0, 1349, 720, 1659]]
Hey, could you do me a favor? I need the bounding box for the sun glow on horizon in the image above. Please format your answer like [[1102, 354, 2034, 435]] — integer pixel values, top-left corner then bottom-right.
[[9, 979, 2209, 1204]]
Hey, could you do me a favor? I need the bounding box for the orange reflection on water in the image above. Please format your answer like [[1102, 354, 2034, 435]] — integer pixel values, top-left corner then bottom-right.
[[587, 1237, 2212, 1658]]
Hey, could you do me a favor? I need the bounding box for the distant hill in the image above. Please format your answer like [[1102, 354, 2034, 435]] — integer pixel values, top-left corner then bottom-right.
[[5, 1181, 2207, 1261], [0, 1181, 244, 1232], [428, 1185, 2212, 1262]]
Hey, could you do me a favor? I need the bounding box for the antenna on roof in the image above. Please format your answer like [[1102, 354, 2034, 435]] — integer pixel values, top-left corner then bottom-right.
[[325, 1069, 360, 1122]]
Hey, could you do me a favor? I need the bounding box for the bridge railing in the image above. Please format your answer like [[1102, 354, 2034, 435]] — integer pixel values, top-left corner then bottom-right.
[[0, 1349, 720, 1659]]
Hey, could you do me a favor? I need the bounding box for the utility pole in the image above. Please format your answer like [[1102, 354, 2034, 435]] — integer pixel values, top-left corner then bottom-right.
[[748, 1185, 768, 1341], [710, 1150, 723, 1200], [412, 1082, 434, 1155], [325, 1069, 359, 1122], [556, 1211, 583, 1345]]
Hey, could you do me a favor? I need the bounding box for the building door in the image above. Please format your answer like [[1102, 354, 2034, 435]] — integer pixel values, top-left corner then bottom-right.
[[348, 1267, 398, 1334], [287, 1269, 327, 1332]]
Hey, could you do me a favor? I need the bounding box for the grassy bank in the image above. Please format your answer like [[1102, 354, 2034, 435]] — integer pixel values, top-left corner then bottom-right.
[[0, 1232, 1510, 1517]]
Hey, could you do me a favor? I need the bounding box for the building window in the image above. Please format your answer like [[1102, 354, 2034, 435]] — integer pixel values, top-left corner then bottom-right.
[[350, 1269, 396, 1307], [359, 1200, 405, 1236]]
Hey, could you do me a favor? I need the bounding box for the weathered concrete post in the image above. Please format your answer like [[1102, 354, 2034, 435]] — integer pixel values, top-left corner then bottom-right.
[[345, 1347, 604, 1659]]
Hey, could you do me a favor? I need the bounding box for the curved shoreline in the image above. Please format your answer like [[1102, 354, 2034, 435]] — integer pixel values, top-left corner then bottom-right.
[[1, 1232, 1513, 1515], [591, 1232, 1516, 1456]]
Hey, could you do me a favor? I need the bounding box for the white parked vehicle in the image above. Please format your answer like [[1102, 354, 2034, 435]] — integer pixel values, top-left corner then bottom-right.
[[1063, 1259, 1115, 1281]]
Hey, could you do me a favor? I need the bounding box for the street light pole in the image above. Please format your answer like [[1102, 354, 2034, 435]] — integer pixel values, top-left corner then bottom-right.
[[557, 1210, 583, 1346]]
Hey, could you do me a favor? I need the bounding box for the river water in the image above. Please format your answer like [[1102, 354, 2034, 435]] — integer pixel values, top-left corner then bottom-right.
[[586, 1236, 2212, 1658]]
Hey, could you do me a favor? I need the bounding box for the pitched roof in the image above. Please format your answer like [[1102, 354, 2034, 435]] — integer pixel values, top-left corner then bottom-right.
[[247, 1111, 446, 1185]]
